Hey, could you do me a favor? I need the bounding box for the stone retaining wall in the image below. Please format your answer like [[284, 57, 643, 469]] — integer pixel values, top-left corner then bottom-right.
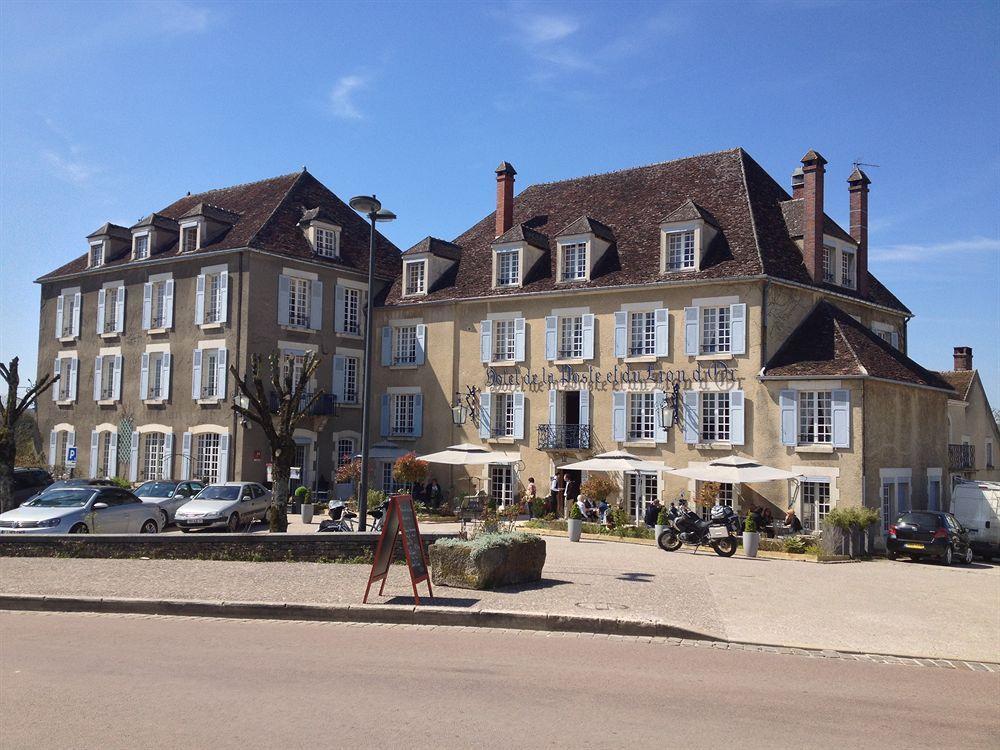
[[0, 532, 456, 563]]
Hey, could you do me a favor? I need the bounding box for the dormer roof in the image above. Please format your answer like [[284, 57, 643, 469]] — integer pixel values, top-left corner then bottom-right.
[[660, 198, 719, 228], [86, 223, 131, 241], [556, 215, 615, 242], [403, 236, 462, 261], [130, 213, 179, 232], [492, 222, 548, 250], [179, 202, 240, 224], [298, 206, 340, 226]]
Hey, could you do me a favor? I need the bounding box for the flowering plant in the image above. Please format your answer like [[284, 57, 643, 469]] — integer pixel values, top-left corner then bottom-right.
[[393, 452, 429, 486]]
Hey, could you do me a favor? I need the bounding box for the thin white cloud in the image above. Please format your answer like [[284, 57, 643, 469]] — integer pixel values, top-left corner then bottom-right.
[[329, 75, 368, 120], [147, 0, 213, 34], [871, 236, 1000, 263], [515, 13, 579, 44], [41, 149, 97, 185]]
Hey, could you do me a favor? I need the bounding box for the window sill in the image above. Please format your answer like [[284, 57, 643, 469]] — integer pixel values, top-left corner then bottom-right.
[[338, 402, 360, 409], [388, 434, 417, 442], [58, 336, 76, 344], [337, 331, 363, 339], [553, 358, 586, 366], [488, 360, 519, 368], [143, 399, 167, 406], [56, 399, 75, 407], [97, 399, 117, 406], [696, 442, 732, 451], [197, 398, 223, 406], [99, 331, 120, 340], [624, 440, 656, 448], [146, 327, 170, 335], [200, 322, 225, 331], [390, 363, 420, 370], [795, 444, 834, 454], [695, 353, 734, 361], [488, 437, 517, 444], [492, 283, 522, 290], [624, 355, 657, 364], [662, 267, 698, 274], [401, 292, 427, 299]]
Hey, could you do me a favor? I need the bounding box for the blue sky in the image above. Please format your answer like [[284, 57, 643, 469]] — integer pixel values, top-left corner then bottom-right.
[[1, 0, 997, 403]]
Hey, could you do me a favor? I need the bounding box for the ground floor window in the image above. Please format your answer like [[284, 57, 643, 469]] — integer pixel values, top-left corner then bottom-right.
[[195, 433, 221, 484], [881, 475, 911, 531], [800, 481, 832, 532], [699, 482, 734, 520], [143, 433, 166, 481], [379, 461, 400, 495], [627, 471, 658, 523], [100, 431, 116, 478], [927, 476, 941, 512], [336, 438, 355, 468], [489, 464, 514, 507]]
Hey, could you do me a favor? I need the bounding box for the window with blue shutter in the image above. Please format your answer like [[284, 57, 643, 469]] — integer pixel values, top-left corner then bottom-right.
[[277, 275, 290, 326], [195, 274, 206, 325], [730, 303, 747, 355], [479, 391, 492, 439], [579, 389, 591, 427], [97, 289, 106, 334], [218, 434, 230, 483], [729, 390, 745, 445], [192, 349, 202, 400], [614, 311, 627, 358], [512, 391, 525, 439], [413, 395, 423, 438], [93, 357, 103, 401], [653, 390, 668, 443], [415, 324, 427, 365], [545, 316, 557, 360], [380, 327, 392, 366], [379, 394, 391, 437], [181, 432, 192, 480], [581, 314, 595, 360], [514, 318, 526, 362], [682, 390, 699, 443], [112, 354, 122, 401], [654, 308, 670, 357], [831, 389, 850, 448], [480, 320, 492, 363], [90, 431, 99, 477], [779, 390, 798, 446], [310, 279, 323, 330], [548, 389, 557, 425], [612, 391, 626, 442], [684, 306, 699, 356]]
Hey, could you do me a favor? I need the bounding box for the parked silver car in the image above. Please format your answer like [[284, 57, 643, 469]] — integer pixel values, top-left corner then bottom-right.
[[133, 480, 205, 528], [174, 482, 271, 532], [0, 485, 161, 534]]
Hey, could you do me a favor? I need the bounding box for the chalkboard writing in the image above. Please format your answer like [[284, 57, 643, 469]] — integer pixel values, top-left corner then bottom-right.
[[363, 495, 433, 605]]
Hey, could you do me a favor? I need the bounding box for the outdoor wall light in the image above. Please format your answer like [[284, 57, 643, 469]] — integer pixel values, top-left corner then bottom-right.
[[451, 401, 469, 426]]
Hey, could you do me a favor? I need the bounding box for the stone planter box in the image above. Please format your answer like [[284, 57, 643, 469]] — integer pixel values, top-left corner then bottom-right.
[[429, 534, 546, 590]]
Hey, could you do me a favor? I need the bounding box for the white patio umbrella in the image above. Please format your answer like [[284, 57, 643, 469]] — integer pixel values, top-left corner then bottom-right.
[[558, 450, 672, 473], [417, 443, 517, 466], [668, 455, 800, 484]]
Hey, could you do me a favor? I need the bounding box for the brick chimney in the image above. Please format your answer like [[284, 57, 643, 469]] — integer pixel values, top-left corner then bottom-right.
[[791, 167, 804, 199], [848, 167, 871, 296], [953, 346, 973, 371], [495, 161, 516, 238], [800, 150, 827, 283]]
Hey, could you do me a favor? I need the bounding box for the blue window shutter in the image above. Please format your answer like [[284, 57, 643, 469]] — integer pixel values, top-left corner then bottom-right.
[[276, 275, 290, 326], [779, 390, 798, 446], [89, 431, 99, 477], [310, 279, 323, 330], [730, 303, 747, 355], [480, 320, 492, 363], [548, 389, 557, 424], [614, 311, 627, 358], [654, 389, 668, 443], [380, 394, 390, 437], [513, 391, 525, 440], [682, 390, 699, 444], [52, 358, 60, 401], [181, 433, 192, 480], [582, 314, 595, 360], [334, 284, 345, 332], [93, 357, 102, 401], [218, 272, 229, 324], [612, 391, 626, 442], [164, 279, 174, 328], [115, 287, 125, 333], [413, 395, 423, 437], [654, 308, 670, 357], [545, 316, 557, 360], [218, 434, 230, 483], [479, 391, 492, 439], [380, 327, 392, 366], [579, 389, 590, 426], [96, 288, 106, 334], [162, 433, 174, 480], [831, 389, 851, 448], [48, 431, 57, 465], [140, 353, 149, 400], [730, 390, 745, 445], [191, 349, 202, 400], [129, 430, 140, 482], [112, 354, 122, 401], [684, 306, 699, 356], [161, 353, 171, 400], [514, 318, 526, 362], [69, 358, 78, 400], [216, 348, 227, 399], [55, 295, 64, 338], [142, 283, 152, 330], [72, 293, 81, 337], [195, 274, 206, 325], [415, 324, 427, 365], [332, 355, 345, 401]]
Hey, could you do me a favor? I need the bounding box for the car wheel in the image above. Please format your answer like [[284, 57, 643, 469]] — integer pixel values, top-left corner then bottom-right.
[[941, 546, 953, 566], [140, 519, 158, 534], [962, 547, 974, 565], [179, 527, 191, 533], [69, 523, 89, 534], [158, 509, 169, 528], [887, 551, 899, 561], [227, 513, 240, 533]]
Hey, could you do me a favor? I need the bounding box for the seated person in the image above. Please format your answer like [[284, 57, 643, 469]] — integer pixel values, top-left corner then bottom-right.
[[597, 499, 610, 524], [575, 496, 591, 520]]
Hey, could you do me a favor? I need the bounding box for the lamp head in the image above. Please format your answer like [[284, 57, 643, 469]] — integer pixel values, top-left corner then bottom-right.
[[349, 195, 382, 215]]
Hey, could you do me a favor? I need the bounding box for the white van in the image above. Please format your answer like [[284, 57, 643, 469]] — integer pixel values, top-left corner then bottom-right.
[[950, 480, 1000, 559]]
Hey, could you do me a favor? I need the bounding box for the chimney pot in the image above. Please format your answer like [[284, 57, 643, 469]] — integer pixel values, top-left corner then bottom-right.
[[791, 167, 804, 199], [495, 161, 516, 238], [800, 150, 827, 283], [953, 346, 973, 371]]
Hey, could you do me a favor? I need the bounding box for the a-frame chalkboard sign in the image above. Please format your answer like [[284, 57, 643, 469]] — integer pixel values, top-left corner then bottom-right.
[[363, 494, 433, 604]]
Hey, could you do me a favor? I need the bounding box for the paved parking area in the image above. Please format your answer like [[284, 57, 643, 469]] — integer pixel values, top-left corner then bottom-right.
[[2, 532, 997, 661]]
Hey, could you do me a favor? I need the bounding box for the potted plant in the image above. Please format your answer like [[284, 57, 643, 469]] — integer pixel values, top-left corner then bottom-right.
[[296, 486, 313, 524], [743, 513, 759, 557], [655, 505, 670, 543], [567, 502, 584, 542]]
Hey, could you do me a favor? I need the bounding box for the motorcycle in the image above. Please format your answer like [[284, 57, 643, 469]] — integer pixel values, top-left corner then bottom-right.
[[657, 504, 740, 557]]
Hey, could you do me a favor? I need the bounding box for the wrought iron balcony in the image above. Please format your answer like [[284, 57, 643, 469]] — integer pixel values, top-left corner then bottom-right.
[[537, 424, 591, 450], [268, 392, 337, 417], [949, 443, 975, 471]]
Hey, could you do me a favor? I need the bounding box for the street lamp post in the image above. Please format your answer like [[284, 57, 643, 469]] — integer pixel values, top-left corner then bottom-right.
[[349, 194, 395, 531]]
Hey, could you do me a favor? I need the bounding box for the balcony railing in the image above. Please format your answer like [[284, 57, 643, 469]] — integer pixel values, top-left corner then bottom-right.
[[537, 424, 591, 450], [949, 443, 976, 471], [268, 392, 337, 417]]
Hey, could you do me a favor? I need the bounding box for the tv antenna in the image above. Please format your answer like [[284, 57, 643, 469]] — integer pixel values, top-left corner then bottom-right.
[[852, 158, 880, 170]]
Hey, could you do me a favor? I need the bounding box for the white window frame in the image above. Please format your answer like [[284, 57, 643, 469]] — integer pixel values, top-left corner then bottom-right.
[[797, 390, 833, 445], [665, 230, 696, 271], [194, 433, 221, 484], [492, 392, 516, 438], [287, 276, 311, 328], [342, 356, 359, 404], [403, 260, 427, 297], [390, 393, 417, 437], [336, 438, 356, 467], [489, 463, 515, 507], [700, 391, 731, 442], [181, 223, 199, 253], [98, 354, 117, 401], [822, 245, 835, 283], [342, 286, 362, 336], [560, 242, 588, 282], [629, 310, 656, 357], [493, 319, 517, 362], [627, 392, 656, 441], [841, 248, 857, 289], [89, 241, 104, 268], [627, 471, 659, 523], [495, 248, 520, 287], [150, 278, 170, 329], [314, 226, 339, 258], [148, 351, 168, 400], [800, 480, 832, 532], [700, 306, 731, 354], [558, 315, 584, 359], [392, 325, 418, 366], [142, 432, 167, 482]]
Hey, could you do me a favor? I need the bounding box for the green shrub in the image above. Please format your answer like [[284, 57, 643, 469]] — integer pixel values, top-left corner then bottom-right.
[[608, 505, 630, 529], [782, 535, 808, 554], [367, 489, 388, 508], [657, 507, 670, 525], [744, 514, 757, 533], [530, 497, 547, 519], [569, 503, 584, 520], [434, 532, 537, 561], [110, 476, 131, 489]]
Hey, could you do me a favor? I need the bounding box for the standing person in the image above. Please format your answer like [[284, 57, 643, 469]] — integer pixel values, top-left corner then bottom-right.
[[563, 474, 579, 517], [525, 477, 537, 519], [425, 478, 443, 510]]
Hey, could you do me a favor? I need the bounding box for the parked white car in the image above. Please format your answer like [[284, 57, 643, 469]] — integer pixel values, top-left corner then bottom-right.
[[133, 480, 205, 528], [951, 480, 1000, 560], [0, 484, 160, 534], [174, 482, 271, 533]]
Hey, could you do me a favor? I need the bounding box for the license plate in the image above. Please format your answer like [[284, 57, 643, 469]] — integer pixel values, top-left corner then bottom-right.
[[708, 525, 728, 539], [904, 543, 924, 550], [183, 519, 203, 525]]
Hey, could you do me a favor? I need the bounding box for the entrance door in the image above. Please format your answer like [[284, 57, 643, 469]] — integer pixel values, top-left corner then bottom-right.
[[564, 391, 580, 448]]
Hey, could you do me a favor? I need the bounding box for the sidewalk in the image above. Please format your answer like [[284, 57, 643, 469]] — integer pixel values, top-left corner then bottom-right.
[[2, 533, 997, 661]]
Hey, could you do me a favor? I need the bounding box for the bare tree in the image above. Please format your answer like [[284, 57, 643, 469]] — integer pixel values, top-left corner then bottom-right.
[[230, 352, 322, 532], [0, 357, 59, 512]]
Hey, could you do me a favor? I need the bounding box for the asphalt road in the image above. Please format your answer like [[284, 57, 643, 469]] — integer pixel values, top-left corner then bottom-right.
[[2, 611, 997, 750]]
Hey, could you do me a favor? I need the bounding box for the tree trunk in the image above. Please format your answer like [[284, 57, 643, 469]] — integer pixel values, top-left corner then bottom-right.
[[0, 430, 15, 513], [269, 460, 291, 533]]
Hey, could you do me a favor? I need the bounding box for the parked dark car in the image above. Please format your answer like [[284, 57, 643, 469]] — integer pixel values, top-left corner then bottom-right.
[[10, 468, 54, 507], [887, 511, 974, 565]]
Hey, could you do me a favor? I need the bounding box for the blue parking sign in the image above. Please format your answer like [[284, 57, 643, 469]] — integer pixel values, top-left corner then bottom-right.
[[65, 446, 78, 467]]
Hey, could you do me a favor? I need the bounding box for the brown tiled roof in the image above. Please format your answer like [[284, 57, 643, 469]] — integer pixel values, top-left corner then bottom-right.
[[493, 222, 549, 250], [86, 223, 130, 240], [402, 236, 462, 261], [778, 199, 855, 244], [937, 370, 975, 400], [556, 215, 615, 242], [661, 198, 719, 227], [763, 301, 954, 391], [179, 202, 240, 223], [131, 213, 179, 231], [38, 170, 401, 282], [383, 148, 909, 313]]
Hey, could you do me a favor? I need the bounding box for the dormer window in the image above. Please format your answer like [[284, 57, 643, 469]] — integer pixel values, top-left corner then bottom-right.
[[841, 249, 856, 289], [665, 230, 696, 271], [403, 260, 426, 297], [496, 248, 520, 287], [560, 242, 588, 281], [90, 242, 104, 268], [315, 227, 339, 258], [822, 246, 835, 283], [134, 234, 150, 260], [181, 224, 199, 253]]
